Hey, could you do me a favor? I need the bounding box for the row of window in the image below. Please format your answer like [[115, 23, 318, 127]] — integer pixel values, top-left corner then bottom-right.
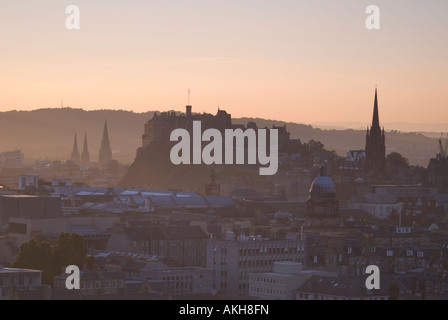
[[250, 287, 286, 296], [386, 250, 424, 257], [296, 293, 386, 300], [252, 277, 286, 285], [361, 204, 401, 213], [81, 280, 124, 290], [239, 258, 303, 268], [0, 275, 38, 287], [162, 275, 203, 281], [133, 240, 202, 247], [237, 246, 305, 256]]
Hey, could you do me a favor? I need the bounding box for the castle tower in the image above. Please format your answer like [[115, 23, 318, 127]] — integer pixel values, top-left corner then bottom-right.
[[99, 120, 113, 165], [365, 89, 386, 175], [81, 133, 90, 166], [71, 133, 80, 164]]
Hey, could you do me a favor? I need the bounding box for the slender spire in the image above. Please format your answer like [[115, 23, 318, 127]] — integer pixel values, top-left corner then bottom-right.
[[102, 120, 110, 147], [99, 120, 112, 165], [81, 133, 90, 165], [365, 88, 386, 175], [372, 88, 380, 129], [83, 134, 88, 152], [73, 134, 79, 153], [71, 133, 80, 163]]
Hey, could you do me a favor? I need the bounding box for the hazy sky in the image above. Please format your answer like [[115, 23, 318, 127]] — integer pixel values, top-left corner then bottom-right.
[[1, 0, 447, 127]]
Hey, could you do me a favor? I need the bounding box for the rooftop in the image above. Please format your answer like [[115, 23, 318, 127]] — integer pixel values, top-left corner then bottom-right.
[[0, 267, 42, 274]]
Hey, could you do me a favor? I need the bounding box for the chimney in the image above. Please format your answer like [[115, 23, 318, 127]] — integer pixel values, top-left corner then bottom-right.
[[186, 105, 192, 118]]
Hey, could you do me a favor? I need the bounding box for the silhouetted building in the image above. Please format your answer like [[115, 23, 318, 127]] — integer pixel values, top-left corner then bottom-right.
[[335, 150, 365, 176], [0, 195, 62, 227], [99, 120, 113, 166], [141, 105, 292, 151], [365, 89, 386, 175], [142, 106, 233, 148], [70, 133, 80, 164], [205, 168, 220, 196], [107, 224, 208, 267], [81, 133, 90, 166], [0, 150, 24, 168], [428, 156, 448, 193], [207, 238, 305, 296], [18, 175, 39, 191]]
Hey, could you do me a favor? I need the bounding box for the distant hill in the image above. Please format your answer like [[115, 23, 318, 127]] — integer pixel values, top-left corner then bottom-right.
[[0, 108, 440, 166], [0, 108, 154, 164]]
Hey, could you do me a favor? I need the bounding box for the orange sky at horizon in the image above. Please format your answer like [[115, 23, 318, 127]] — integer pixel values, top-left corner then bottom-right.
[[1, 1, 447, 127]]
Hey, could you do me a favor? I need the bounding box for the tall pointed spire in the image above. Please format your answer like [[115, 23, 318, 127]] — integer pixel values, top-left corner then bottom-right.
[[71, 133, 80, 163], [102, 120, 110, 146], [81, 133, 90, 165], [372, 88, 380, 129], [99, 120, 112, 165], [365, 88, 386, 176]]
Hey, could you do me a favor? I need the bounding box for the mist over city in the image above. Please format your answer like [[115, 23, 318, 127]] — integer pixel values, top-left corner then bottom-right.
[[0, 1, 447, 310]]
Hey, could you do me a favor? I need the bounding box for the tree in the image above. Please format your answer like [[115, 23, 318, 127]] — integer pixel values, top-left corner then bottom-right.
[[387, 152, 409, 169], [12, 233, 88, 285], [307, 140, 326, 153], [85, 255, 95, 270], [13, 240, 54, 284], [52, 233, 87, 276]]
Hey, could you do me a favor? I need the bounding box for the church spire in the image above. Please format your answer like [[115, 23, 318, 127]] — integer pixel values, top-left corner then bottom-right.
[[99, 120, 112, 165], [81, 133, 90, 165], [365, 88, 386, 176], [71, 133, 80, 163], [102, 120, 110, 146], [372, 88, 380, 129]]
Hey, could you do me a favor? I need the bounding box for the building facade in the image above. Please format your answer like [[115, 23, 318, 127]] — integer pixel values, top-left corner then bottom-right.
[[0, 268, 43, 300], [206, 238, 305, 296]]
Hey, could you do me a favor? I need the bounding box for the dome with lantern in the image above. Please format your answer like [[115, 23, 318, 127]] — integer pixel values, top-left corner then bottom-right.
[[308, 163, 336, 204]]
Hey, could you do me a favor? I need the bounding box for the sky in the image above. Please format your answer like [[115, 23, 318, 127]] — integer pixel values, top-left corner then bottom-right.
[[0, 0, 447, 129]]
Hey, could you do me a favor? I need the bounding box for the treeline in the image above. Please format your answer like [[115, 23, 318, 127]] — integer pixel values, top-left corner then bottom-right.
[[12, 233, 93, 285]]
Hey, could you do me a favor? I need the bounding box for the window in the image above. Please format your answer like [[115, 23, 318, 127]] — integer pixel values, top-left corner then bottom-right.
[[105, 281, 109, 288]]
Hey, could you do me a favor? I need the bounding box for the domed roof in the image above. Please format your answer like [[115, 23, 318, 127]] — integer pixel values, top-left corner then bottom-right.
[[309, 164, 336, 203]]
